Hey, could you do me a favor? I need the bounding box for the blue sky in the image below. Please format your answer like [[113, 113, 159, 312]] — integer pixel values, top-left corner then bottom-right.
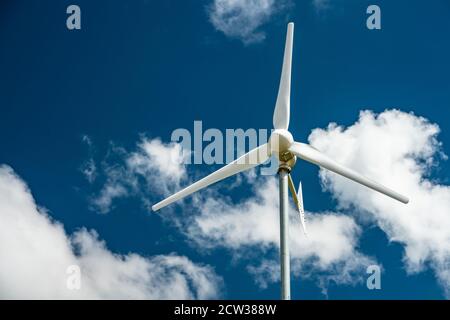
[[1, 0, 450, 299]]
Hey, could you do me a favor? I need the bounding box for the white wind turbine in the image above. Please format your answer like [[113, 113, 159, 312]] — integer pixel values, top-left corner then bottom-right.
[[152, 22, 409, 300]]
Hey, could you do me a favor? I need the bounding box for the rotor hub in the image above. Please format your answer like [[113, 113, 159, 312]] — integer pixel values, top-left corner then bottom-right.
[[270, 129, 294, 156]]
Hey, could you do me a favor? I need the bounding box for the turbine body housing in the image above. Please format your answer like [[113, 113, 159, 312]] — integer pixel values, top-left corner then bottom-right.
[[270, 129, 294, 157]]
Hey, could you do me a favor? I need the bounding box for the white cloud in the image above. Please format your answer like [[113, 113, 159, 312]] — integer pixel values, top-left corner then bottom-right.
[[81, 159, 97, 183], [126, 138, 187, 194], [91, 181, 128, 213], [91, 137, 186, 213], [80, 135, 97, 183], [208, 0, 291, 44], [0, 165, 222, 299], [308, 109, 450, 297]]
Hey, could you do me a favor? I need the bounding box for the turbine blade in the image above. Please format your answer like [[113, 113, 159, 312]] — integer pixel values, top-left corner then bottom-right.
[[288, 174, 307, 235], [289, 142, 409, 204], [152, 143, 271, 211], [297, 181, 307, 235], [273, 22, 294, 130]]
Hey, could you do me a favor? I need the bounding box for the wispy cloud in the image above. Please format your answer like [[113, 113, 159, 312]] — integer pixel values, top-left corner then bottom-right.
[[207, 0, 291, 44], [0, 165, 222, 299], [80, 135, 97, 183], [90, 137, 187, 213], [309, 109, 450, 297], [312, 0, 331, 12]]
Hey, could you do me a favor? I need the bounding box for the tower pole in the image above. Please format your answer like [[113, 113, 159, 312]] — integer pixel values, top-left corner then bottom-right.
[[278, 165, 291, 300]]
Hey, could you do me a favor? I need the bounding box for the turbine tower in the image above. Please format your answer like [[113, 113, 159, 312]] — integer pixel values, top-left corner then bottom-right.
[[152, 23, 409, 300]]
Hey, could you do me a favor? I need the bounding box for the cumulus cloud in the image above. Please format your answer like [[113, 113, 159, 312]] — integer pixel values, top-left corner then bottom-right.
[[207, 0, 291, 44], [0, 165, 221, 299], [308, 109, 450, 297]]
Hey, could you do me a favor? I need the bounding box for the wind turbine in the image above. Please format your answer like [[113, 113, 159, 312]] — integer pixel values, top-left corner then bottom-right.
[[152, 22, 409, 300]]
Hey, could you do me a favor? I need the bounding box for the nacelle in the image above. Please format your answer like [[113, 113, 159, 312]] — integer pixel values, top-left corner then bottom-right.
[[270, 129, 294, 156]]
